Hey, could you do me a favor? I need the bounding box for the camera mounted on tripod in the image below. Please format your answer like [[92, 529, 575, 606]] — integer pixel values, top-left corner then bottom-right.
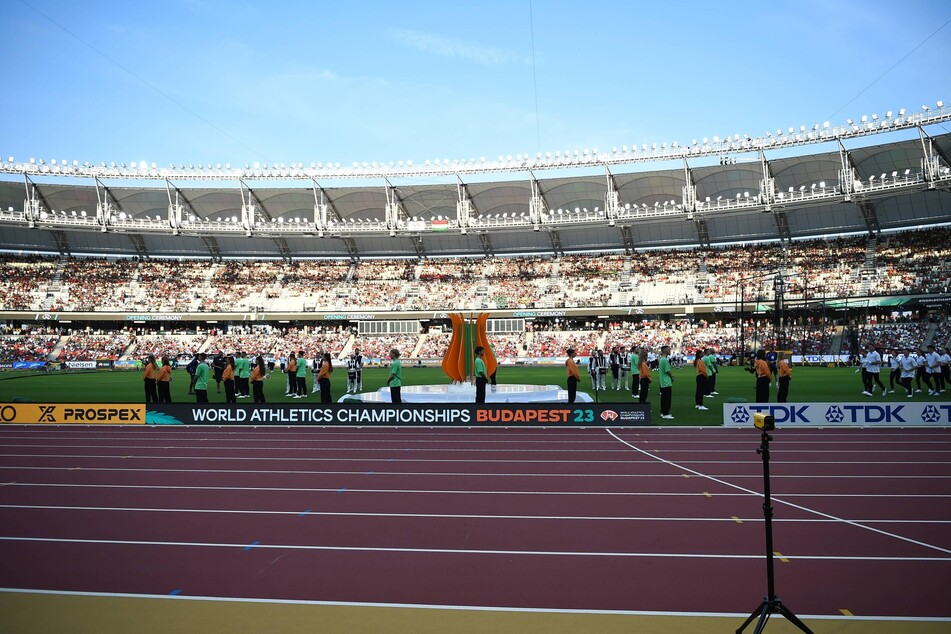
[[754, 412, 775, 431]]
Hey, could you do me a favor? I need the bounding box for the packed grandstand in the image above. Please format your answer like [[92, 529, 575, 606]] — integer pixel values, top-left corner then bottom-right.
[[1, 113, 950, 366]]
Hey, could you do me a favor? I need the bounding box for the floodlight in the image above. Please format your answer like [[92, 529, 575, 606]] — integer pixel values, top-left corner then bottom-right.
[[231, 216, 238, 223], [81, 210, 87, 217], [922, 105, 930, 111], [905, 169, 910, 175], [119, 212, 127, 220], [846, 119, 853, 125], [936, 101, 943, 108], [819, 181, 826, 188], [860, 115, 867, 123]]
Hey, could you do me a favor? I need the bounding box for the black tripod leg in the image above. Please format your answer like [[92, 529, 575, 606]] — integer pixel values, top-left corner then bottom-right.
[[777, 603, 814, 634], [736, 601, 766, 634]]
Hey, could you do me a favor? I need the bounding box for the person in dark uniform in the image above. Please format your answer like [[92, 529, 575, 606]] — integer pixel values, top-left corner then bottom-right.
[[474, 346, 488, 403], [212, 351, 225, 394]]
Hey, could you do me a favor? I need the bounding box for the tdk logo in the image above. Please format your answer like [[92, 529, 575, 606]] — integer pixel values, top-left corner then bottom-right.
[[744, 405, 810, 423]]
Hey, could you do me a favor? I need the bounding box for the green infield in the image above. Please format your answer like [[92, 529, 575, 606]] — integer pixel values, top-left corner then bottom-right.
[[2, 365, 948, 425]]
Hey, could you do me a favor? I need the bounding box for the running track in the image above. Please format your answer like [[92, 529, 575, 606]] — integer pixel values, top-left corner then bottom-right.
[[1, 425, 950, 628]]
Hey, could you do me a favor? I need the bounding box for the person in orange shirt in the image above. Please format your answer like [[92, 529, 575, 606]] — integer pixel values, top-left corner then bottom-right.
[[286, 353, 298, 397], [694, 354, 709, 411], [156, 355, 172, 403], [317, 352, 333, 403], [222, 356, 237, 403], [754, 349, 772, 403], [143, 354, 159, 404], [636, 349, 652, 404], [565, 347, 581, 403], [250, 355, 268, 403], [777, 351, 792, 403]]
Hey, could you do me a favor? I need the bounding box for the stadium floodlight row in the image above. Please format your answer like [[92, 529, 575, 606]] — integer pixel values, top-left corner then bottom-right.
[[0, 105, 949, 260], [3, 103, 948, 181]]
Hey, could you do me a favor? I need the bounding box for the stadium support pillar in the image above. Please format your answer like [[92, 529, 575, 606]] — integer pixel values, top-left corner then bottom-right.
[[857, 201, 880, 234], [457, 177, 475, 234], [478, 232, 494, 257], [758, 151, 775, 209], [681, 159, 698, 219], [695, 218, 710, 248], [529, 171, 549, 231], [201, 236, 222, 262], [919, 127, 946, 188], [384, 178, 405, 235], [605, 167, 622, 226], [50, 230, 70, 256], [546, 229, 562, 255], [837, 140, 855, 201], [619, 225, 635, 253], [22, 175, 48, 229]]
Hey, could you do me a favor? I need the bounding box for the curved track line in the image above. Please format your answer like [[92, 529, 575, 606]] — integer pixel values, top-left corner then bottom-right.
[[606, 429, 951, 557]]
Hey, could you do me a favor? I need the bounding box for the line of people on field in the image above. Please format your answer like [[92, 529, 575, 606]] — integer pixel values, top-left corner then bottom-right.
[[858, 344, 950, 398]]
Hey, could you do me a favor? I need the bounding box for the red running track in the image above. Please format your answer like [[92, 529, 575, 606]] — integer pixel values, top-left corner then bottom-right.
[[0, 425, 950, 619]]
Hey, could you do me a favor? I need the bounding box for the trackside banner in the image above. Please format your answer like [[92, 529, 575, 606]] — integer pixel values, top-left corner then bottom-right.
[[724, 402, 951, 427], [143, 403, 652, 427], [0, 403, 146, 424]]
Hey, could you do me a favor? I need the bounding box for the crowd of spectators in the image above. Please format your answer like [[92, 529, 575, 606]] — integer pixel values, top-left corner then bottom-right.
[[0, 334, 60, 361], [2, 228, 949, 313], [58, 331, 134, 360]]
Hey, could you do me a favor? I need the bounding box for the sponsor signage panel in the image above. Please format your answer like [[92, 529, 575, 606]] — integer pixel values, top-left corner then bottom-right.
[[142, 403, 651, 427], [0, 404, 146, 424], [724, 402, 951, 427], [12, 362, 45, 370], [65, 361, 97, 369]]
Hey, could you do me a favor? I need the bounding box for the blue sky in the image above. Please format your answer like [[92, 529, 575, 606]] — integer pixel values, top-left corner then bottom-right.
[[2, 0, 949, 170]]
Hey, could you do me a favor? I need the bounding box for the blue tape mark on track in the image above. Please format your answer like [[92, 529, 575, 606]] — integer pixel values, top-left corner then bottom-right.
[[169, 589, 182, 596], [298, 509, 312, 517], [367, 471, 374, 475], [337, 487, 346, 493], [387, 459, 395, 462], [243, 540, 260, 551]]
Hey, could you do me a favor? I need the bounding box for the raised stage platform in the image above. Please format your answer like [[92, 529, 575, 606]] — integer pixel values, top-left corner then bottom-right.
[[339, 383, 594, 403]]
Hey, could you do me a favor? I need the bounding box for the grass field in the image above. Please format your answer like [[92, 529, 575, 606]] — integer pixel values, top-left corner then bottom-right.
[[2, 365, 948, 425]]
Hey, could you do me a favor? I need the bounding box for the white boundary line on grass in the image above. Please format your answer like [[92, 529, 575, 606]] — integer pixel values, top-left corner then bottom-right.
[[2, 587, 950, 622], [606, 429, 951, 556]]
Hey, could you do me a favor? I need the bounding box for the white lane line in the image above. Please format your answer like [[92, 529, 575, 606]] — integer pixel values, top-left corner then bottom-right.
[[2, 481, 950, 500], [2, 503, 950, 524], [3, 587, 949, 622], [0, 535, 948, 562], [607, 429, 951, 556], [0, 465, 949, 480], [0, 444, 656, 453]]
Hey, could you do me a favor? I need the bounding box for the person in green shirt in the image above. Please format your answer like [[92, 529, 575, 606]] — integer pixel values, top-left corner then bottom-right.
[[658, 345, 674, 419], [194, 353, 210, 403], [385, 348, 403, 403], [474, 346, 488, 403], [295, 349, 308, 397], [703, 348, 719, 397], [238, 352, 252, 398]]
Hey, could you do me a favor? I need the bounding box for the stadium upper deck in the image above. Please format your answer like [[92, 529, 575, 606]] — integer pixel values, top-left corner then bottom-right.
[[0, 108, 949, 260]]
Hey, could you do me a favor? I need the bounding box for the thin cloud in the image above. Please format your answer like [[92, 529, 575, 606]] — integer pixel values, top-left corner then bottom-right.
[[392, 29, 528, 65]]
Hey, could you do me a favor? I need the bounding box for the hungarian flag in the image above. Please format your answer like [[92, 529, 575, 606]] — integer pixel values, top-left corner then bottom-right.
[[432, 219, 449, 231]]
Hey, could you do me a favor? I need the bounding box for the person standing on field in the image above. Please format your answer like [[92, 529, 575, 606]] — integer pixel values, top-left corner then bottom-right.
[[317, 352, 333, 403], [250, 355, 268, 403], [565, 347, 581, 404], [143, 354, 159, 404], [222, 356, 236, 403], [754, 349, 772, 404], [658, 345, 674, 419], [777, 351, 792, 403], [157, 355, 172, 403], [474, 345, 488, 403], [295, 350, 308, 397], [693, 354, 709, 411], [385, 348, 403, 403], [636, 349, 651, 404], [194, 353, 210, 403]]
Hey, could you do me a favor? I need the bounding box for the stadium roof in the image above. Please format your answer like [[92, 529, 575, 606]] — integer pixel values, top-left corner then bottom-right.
[[0, 131, 949, 259]]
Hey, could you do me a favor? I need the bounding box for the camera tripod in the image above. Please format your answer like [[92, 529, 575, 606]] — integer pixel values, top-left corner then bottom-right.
[[736, 429, 813, 634]]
